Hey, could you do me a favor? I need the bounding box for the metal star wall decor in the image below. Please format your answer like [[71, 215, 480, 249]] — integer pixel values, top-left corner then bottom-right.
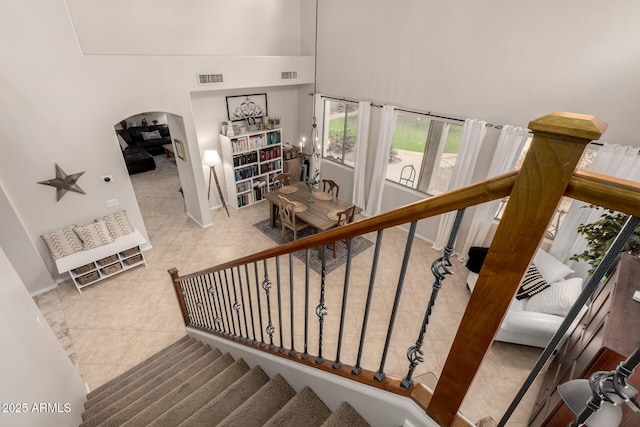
[[38, 163, 86, 201]]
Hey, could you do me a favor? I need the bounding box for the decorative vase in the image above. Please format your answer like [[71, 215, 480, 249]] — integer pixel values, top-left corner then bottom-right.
[[307, 185, 315, 203]]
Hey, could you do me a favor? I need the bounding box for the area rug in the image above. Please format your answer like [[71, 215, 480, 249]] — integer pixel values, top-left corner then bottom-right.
[[253, 219, 373, 275]]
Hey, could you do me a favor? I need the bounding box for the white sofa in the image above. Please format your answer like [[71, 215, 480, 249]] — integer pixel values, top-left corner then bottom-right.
[[466, 249, 586, 348]]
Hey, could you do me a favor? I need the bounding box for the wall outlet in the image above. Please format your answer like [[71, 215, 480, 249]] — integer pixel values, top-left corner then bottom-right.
[[105, 199, 118, 208]]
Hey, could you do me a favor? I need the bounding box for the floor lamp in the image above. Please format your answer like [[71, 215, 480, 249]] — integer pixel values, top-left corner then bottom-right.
[[202, 149, 229, 217]]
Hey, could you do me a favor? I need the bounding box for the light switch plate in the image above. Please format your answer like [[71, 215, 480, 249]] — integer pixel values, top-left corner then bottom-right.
[[633, 291, 640, 303]]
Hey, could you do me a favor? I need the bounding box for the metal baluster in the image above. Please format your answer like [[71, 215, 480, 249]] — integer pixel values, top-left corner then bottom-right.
[[211, 272, 228, 335], [254, 262, 265, 346], [184, 278, 200, 327], [376, 221, 417, 381], [262, 259, 275, 349], [228, 269, 243, 339], [289, 253, 297, 356], [275, 257, 285, 353], [236, 266, 250, 342], [316, 245, 328, 364], [180, 279, 195, 327], [198, 275, 215, 332], [205, 273, 223, 333], [194, 276, 212, 331], [401, 209, 464, 388], [333, 238, 353, 370], [216, 271, 233, 336], [353, 230, 384, 375], [244, 264, 257, 344], [302, 248, 311, 360], [222, 270, 237, 337], [498, 215, 640, 427]]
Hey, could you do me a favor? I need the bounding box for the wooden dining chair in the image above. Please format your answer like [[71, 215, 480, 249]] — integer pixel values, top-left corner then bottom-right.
[[322, 179, 339, 199], [278, 195, 309, 241], [329, 205, 356, 258], [273, 173, 291, 190]]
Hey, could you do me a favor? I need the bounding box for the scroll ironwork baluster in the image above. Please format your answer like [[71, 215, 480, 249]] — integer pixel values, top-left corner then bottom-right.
[[205, 274, 223, 333], [195, 276, 212, 331], [289, 253, 297, 356], [222, 270, 238, 336], [228, 269, 243, 339], [316, 245, 328, 364], [244, 264, 257, 344], [376, 221, 417, 381], [180, 280, 194, 327], [215, 271, 232, 336], [333, 238, 353, 370], [236, 266, 250, 342], [302, 249, 310, 360], [199, 275, 215, 332], [211, 272, 228, 335], [353, 230, 384, 375], [401, 209, 464, 388], [275, 257, 285, 353], [184, 278, 200, 327], [254, 262, 265, 346], [262, 259, 275, 349]]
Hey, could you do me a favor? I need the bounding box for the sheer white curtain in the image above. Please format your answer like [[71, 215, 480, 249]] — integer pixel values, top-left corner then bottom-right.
[[364, 105, 397, 217], [432, 119, 488, 250], [352, 101, 371, 209], [549, 143, 640, 264], [458, 125, 529, 260]]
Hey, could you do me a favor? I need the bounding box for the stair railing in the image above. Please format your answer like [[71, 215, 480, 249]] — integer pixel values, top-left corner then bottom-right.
[[169, 112, 640, 426]]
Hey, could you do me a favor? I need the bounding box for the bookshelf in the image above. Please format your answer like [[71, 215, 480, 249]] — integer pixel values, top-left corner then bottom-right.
[[219, 128, 283, 209]]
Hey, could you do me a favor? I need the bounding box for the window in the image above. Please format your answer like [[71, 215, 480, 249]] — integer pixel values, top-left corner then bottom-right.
[[385, 111, 463, 195], [322, 100, 359, 167]]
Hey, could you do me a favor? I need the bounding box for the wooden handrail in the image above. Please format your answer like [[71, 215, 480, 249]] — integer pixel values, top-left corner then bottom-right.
[[176, 170, 518, 281], [567, 170, 640, 216]]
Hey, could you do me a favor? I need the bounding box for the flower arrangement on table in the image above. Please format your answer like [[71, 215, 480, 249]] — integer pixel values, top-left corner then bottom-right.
[[305, 169, 320, 202]]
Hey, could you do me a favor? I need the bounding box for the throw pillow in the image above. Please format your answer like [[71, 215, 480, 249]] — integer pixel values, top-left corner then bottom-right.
[[74, 220, 114, 250], [41, 226, 83, 260], [533, 249, 574, 283], [525, 277, 583, 316], [96, 210, 134, 239], [117, 134, 129, 151], [141, 130, 161, 140], [516, 264, 550, 300]]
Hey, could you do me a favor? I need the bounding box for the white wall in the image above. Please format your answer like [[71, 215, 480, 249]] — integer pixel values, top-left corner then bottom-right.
[[0, 247, 86, 426], [0, 0, 312, 291]]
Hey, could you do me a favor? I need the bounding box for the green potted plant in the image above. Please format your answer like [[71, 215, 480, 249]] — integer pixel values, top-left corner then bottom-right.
[[570, 206, 640, 275]]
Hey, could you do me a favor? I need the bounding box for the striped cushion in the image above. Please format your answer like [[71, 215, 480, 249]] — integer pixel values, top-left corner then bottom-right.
[[516, 264, 550, 300], [96, 210, 134, 239], [41, 226, 83, 260], [74, 220, 114, 250]]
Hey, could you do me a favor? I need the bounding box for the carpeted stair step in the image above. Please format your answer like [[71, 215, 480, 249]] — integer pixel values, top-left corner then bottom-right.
[[120, 352, 235, 427], [263, 386, 331, 427], [321, 402, 371, 427], [84, 337, 201, 410], [148, 358, 251, 427], [87, 347, 224, 427], [217, 374, 296, 427], [85, 335, 192, 401], [177, 365, 270, 426], [81, 345, 215, 425]]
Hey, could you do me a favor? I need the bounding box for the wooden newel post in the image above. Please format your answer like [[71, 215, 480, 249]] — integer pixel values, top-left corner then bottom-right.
[[427, 112, 607, 426], [168, 267, 190, 326]]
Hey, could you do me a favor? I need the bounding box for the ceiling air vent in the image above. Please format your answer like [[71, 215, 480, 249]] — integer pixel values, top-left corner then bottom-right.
[[281, 71, 298, 80], [198, 74, 224, 85]]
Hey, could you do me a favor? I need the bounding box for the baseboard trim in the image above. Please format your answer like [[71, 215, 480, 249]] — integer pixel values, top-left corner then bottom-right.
[[187, 212, 213, 229], [30, 282, 59, 297]]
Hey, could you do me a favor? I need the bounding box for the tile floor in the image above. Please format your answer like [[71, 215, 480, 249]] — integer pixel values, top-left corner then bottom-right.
[[34, 155, 545, 426]]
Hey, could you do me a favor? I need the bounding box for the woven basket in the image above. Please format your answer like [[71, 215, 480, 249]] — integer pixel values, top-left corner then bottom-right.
[[97, 254, 118, 266], [73, 263, 95, 275], [124, 254, 143, 266], [101, 263, 122, 275], [120, 247, 139, 257], [77, 271, 99, 285]]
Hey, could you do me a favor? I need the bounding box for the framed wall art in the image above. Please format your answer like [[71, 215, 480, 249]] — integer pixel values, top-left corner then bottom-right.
[[174, 138, 186, 161], [226, 93, 268, 122]]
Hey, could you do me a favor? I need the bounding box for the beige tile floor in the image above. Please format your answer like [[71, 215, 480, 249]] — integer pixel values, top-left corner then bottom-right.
[[34, 155, 544, 426]]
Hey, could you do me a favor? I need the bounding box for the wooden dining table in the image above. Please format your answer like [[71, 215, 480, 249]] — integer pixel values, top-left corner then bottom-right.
[[264, 182, 361, 232]]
